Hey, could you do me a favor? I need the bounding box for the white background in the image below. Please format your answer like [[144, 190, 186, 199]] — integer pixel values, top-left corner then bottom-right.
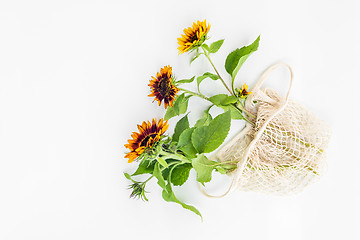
[[1, 0, 359, 239]]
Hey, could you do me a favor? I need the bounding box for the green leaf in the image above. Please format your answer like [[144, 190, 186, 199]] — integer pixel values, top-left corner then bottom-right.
[[195, 107, 213, 128], [177, 128, 197, 158], [192, 154, 217, 183], [153, 162, 166, 189], [209, 39, 224, 53], [124, 172, 132, 181], [197, 72, 220, 92], [177, 76, 195, 84], [202, 43, 210, 52], [174, 94, 190, 115], [190, 54, 201, 64], [164, 106, 176, 120], [170, 163, 192, 186], [225, 35, 260, 80], [132, 160, 155, 176], [208, 94, 237, 106], [161, 182, 202, 220], [172, 114, 190, 143], [191, 111, 231, 153], [215, 166, 227, 174], [173, 93, 185, 114], [153, 161, 203, 219], [220, 104, 244, 120], [161, 167, 170, 181], [220, 163, 237, 171], [161, 164, 202, 219], [157, 157, 168, 168], [164, 94, 190, 120]]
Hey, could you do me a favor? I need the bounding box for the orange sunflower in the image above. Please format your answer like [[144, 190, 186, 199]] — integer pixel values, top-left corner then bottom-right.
[[124, 118, 169, 163], [177, 20, 210, 54], [148, 66, 179, 109], [239, 83, 252, 98]]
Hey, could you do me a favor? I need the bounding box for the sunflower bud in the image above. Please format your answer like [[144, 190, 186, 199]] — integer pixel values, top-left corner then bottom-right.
[[128, 182, 148, 201]]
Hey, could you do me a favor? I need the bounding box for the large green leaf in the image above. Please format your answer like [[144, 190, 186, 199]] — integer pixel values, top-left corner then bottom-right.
[[191, 111, 231, 153], [170, 163, 192, 186], [192, 154, 217, 184], [195, 106, 213, 128], [208, 94, 237, 106], [220, 104, 245, 120], [225, 35, 260, 80], [172, 114, 190, 143]]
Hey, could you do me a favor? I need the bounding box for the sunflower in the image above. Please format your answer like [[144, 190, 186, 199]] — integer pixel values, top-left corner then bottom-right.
[[177, 20, 210, 54], [124, 118, 169, 163], [148, 66, 179, 109], [238, 83, 252, 98]]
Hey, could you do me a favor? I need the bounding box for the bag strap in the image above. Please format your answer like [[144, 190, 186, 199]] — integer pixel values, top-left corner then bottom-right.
[[247, 62, 293, 104], [199, 63, 294, 197]]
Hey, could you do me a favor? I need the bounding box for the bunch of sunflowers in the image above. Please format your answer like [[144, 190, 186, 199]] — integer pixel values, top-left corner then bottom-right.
[[124, 20, 260, 219]]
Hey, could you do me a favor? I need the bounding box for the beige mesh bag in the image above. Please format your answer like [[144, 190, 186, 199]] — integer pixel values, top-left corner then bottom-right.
[[204, 63, 331, 197]]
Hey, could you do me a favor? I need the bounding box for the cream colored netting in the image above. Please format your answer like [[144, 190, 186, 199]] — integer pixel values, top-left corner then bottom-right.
[[205, 63, 331, 197]]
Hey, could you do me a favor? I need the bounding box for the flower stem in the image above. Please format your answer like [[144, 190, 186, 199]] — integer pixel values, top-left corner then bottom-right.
[[179, 87, 255, 125], [178, 87, 209, 100], [143, 175, 154, 184], [236, 101, 256, 119], [201, 46, 233, 95], [232, 104, 255, 125], [214, 160, 238, 166], [158, 149, 190, 163]]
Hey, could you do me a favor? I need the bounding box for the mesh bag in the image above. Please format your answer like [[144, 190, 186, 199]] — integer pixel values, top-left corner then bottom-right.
[[207, 63, 331, 196]]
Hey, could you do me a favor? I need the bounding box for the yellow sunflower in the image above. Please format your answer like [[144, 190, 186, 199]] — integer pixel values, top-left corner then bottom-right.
[[177, 20, 210, 54], [148, 65, 179, 109], [239, 83, 252, 98], [124, 118, 169, 163]]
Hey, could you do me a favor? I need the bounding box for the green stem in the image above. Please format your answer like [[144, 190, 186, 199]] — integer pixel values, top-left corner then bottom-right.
[[179, 88, 256, 125], [158, 150, 190, 163], [143, 175, 154, 184], [201, 46, 233, 95], [236, 101, 256, 119], [214, 160, 238, 166], [232, 104, 255, 125], [178, 87, 208, 100], [231, 77, 236, 96]]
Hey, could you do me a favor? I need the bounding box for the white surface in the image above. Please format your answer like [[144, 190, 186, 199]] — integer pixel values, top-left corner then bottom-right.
[[0, 0, 359, 239]]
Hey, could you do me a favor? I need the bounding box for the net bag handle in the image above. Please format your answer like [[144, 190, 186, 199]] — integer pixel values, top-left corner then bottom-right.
[[198, 62, 294, 198]]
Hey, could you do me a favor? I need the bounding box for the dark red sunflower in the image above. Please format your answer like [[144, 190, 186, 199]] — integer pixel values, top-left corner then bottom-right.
[[148, 66, 179, 109], [124, 118, 169, 163]]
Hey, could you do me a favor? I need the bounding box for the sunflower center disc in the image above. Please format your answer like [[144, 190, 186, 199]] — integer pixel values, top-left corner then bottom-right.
[[158, 77, 171, 97], [140, 133, 157, 147], [190, 34, 198, 43]]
